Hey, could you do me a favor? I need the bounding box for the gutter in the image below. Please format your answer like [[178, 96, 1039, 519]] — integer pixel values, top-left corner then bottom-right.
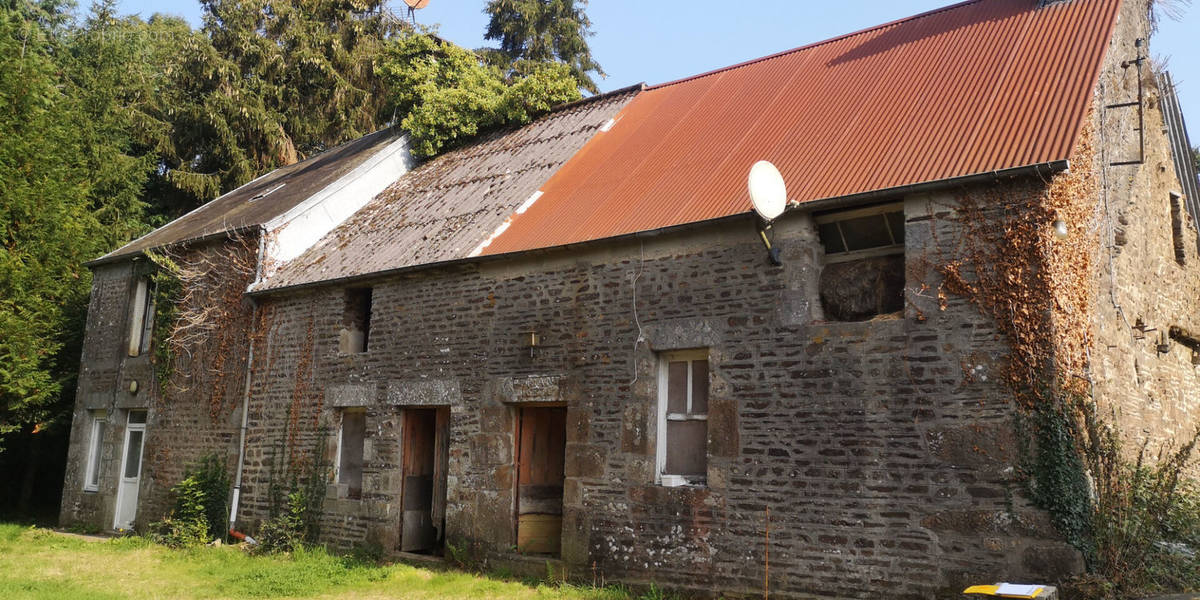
[[248, 159, 1069, 297]]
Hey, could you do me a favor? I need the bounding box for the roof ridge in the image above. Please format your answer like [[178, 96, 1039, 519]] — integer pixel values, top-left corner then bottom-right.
[[647, 0, 986, 91]]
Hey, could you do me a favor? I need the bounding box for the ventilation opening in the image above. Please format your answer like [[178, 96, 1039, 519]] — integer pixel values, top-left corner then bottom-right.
[[816, 203, 906, 321], [340, 288, 373, 354], [1171, 192, 1187, 266]]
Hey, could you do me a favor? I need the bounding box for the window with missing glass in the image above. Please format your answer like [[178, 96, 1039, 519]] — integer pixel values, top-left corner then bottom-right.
[[656, 349, 709, 487], [338, 408, 366, 499], [816, 203, 906, 321]]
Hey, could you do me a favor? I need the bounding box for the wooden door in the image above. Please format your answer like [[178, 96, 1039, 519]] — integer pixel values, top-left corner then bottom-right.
[[400, 408, 448, 553], [515, 407, 567, 555]]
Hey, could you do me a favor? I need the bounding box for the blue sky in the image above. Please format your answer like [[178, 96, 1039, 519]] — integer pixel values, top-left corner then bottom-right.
[[113, 0, 1199, 143]]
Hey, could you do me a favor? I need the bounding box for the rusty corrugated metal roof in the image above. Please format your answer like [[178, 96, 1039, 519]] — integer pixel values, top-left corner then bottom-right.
[[256, 88, 638, 291], [91, 127, 405, 265], [482, 0, 1120, 256]]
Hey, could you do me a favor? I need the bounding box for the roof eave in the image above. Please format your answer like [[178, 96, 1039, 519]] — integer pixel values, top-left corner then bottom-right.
[[248, 159, 1069, 297]]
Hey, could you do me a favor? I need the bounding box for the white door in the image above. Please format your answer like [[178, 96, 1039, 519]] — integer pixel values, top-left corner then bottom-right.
[[113, 410, 147, 530]]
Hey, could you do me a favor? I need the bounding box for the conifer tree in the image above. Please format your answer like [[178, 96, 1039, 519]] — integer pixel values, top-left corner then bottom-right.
[[483, 0, 605, 94]]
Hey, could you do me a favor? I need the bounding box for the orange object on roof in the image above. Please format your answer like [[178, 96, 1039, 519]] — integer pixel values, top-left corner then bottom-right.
[[482, 0, 1119, 256]]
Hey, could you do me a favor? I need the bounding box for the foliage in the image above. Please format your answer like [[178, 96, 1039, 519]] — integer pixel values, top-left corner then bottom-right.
[[190, 453, 231, 541], [255, 490, 310, 554], [148, 0, 404, 216], [260, 429, 331, 553], [0, 0, 154, 451], [1020, 398, 1096, 558], [483, 0, 605, 93], [378, 29, 581, 157], [149, 454, 230, 547], [1192, 144, 1199, 176], [1086, 433, 1200, 595], [150, 475, 209, 547]]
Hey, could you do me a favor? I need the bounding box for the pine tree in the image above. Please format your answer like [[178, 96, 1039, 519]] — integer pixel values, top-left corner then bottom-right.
[[483, 0, 605, 94]]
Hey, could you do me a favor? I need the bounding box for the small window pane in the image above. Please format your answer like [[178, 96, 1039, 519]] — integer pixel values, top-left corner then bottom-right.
[[128, 410, 147, 425], [665, 420, 707, 477], [840, 215, 894, 251], [123, 430, 144, 479], [818, 222, 847, 254], [886, 211, 906, 244], [690, 360, 709, 415], [666, 361, 688, 413], [340, 411, 366, 498]]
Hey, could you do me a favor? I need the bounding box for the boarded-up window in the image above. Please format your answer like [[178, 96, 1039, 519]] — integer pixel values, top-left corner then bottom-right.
[[816, 203, 905, 321], [658, 350, 708, 485], [84, 410, 106, 491], [338, 409, 366, 499], [341, 288, 372, 354]]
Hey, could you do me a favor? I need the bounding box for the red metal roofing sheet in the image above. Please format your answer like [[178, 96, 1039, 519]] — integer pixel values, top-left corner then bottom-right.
[[483, 0, 1119, 256]]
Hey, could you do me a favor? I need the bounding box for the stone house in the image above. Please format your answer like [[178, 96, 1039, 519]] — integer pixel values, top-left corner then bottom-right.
[[59, 0, 1200, 598]]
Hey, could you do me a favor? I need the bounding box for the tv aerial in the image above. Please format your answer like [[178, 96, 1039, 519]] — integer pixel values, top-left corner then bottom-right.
[[402, 0, 430, 26], [747, 160, 789, 266]]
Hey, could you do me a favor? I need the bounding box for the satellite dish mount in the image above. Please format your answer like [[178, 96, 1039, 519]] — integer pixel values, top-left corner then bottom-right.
[[747, 160, 788, 266], [402, 0, 430, 25]]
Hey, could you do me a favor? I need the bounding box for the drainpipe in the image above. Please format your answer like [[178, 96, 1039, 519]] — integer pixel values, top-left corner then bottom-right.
[[230, 231, 267, 533]]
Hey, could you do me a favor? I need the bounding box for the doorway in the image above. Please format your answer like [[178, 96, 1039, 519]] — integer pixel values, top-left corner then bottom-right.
[[399, 407, 449, 553], [113, 410, 147, 530], [515, 406, 567, 555]]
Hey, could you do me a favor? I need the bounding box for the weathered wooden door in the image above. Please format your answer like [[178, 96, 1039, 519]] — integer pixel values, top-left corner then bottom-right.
[[400, 408, 448, 553], [515, 407, 567, 555]]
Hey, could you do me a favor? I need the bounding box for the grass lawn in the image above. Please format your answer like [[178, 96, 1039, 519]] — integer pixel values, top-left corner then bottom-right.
[[0, 524, 648, 600]]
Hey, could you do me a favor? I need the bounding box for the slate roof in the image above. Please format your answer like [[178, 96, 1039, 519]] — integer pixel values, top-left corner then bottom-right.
[[481, 0, 1121, 256], [254, 87, 639, 291], [91, 127, 405, 265]]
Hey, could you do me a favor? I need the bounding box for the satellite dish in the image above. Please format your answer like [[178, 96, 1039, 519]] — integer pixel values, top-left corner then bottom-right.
[[748, 160, 787, 221], [403, 0, 430, 8]]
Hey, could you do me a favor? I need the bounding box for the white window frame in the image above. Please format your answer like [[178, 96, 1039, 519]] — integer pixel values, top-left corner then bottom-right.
[[83, 410, 107, 492], [656, 348, 709, 487]]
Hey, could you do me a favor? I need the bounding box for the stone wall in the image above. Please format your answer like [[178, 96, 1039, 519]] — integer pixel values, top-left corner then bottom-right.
[[1089, 0, 1200, 460], [60, 237, 254, 531], [235, 180, 1076, 598]]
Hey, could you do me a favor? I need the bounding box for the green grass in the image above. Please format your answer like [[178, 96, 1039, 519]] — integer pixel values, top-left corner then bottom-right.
[[0, 524, 642, 600]]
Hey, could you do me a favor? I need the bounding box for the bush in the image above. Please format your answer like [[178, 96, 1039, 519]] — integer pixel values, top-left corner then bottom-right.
[[255, 489, 310, 554], [149, 475, 208, 548]]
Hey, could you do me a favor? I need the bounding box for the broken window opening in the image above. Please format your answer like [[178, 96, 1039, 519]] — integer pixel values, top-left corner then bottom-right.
[[816, 203, 906, 322], [657, 349, 709, 486], [127, 277, 156, 357], [337, 408, 366, 499], [341, 288, 373, 354]]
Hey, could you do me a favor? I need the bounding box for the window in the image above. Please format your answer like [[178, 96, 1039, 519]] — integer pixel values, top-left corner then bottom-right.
[[657, 349, 709, 486], [1171, 192, 1187, 265], [127, 277, 155, 357], [83, 411, 106, 491], [337, 408, 366, 499], [340, 288, 373, 354], [816, 203, 906, 321]]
